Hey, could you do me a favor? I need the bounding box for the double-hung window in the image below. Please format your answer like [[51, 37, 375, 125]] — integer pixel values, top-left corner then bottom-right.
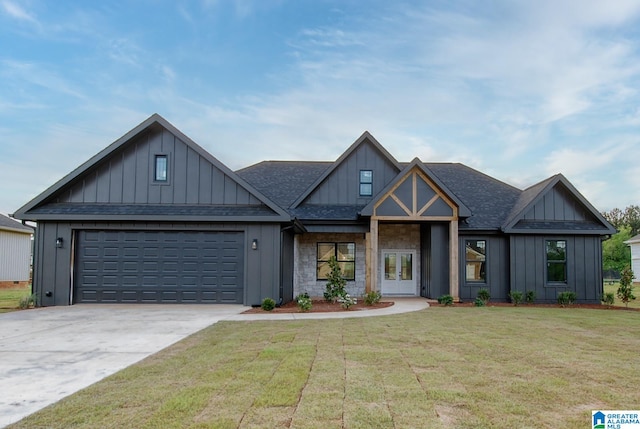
[[359, 170, 373, 196], [546, 240, 567, 283], [317, 242, 356, 280]]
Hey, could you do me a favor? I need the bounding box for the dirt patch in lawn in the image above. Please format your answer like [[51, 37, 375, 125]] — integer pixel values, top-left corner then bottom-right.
[[243, 300, 394, 314]]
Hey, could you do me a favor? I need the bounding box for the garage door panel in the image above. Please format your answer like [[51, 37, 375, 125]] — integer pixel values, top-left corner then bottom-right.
[[75, 230, 244, 304]]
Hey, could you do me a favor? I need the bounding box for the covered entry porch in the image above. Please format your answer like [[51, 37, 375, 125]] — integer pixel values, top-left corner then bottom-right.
[[361, 161, 471, 301]]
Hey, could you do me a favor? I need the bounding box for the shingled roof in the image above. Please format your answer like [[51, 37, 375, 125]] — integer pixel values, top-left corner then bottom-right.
[[236, 161, 332, 209], [0, 213, 32, 234], [237, 160, 522, 230]]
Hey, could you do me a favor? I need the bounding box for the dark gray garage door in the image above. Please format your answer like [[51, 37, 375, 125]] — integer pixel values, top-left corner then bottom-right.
[[75, 230, 244, 304]]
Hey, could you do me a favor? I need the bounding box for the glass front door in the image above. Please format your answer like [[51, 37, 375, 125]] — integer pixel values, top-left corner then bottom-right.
[[381, 250, 416, 295]]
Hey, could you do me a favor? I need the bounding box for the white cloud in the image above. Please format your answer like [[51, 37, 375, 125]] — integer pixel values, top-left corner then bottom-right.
[[1, 0, 38, 24]]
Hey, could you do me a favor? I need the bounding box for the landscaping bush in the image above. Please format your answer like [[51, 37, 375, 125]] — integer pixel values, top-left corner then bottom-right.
[[324, 256, 347, 303], [525, 290, 536, 304], [557, 291, 577, 307], [474, 297, 485, 307], [337, 294, 357, 309], [509, 290, 523, 306], [363, 290, 382, 306], [437, 294, 454, 306], [296, 293, 312, 312], [477, 288, 490, 304], [617, 267, 636, 307], [261, 297, 276, 311], [602, 292, 615, 307]]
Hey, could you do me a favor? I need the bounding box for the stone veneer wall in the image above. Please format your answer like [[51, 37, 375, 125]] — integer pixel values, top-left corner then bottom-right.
[[293, 224, 422, 298], [294, 233, 366, 298], [377, 224, 421, 292]]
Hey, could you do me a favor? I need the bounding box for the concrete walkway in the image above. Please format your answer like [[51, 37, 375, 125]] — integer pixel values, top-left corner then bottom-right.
[[0, 298, 428, 427], [226, 297, 430, 321]]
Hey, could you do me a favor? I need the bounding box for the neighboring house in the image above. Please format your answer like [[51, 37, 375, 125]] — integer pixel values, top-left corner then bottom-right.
[[625, 234, 640, 283], [13, 114, 616, 306], [0, 213, 33, 288]]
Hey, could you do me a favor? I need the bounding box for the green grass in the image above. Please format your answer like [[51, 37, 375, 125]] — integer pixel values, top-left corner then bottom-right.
[[603, 282, 640, 308], [0, 286, 32, 313], [9, 307, 640, 429]]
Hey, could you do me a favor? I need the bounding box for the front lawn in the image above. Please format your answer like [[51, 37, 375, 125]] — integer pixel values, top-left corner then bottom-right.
[[10, 307, 640, 429], [0, 287, 31, 313]]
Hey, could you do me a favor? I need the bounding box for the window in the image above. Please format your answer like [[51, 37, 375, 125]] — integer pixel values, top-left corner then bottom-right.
[[465, 240, 486, 282], [155, 155, 168, 182], [359, 170, 373, 196], [317, 242, 355, 280], [546, 240, 567, 283]]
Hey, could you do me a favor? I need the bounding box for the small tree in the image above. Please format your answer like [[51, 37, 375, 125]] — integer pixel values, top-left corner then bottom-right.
[[324, 256, 347, 303], [617, 267, 636, 307]]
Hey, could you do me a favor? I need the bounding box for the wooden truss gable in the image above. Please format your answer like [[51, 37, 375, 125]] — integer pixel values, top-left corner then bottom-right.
[[368, 165, 458, 220]]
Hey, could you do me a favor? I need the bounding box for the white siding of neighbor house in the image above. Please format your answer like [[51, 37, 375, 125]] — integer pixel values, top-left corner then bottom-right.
[[631, 242, 640, 282], [0, 230, 32, 281]]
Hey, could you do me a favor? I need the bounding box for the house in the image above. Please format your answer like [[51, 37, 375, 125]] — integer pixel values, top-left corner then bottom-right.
[[625, 234, 640, 283], [0, 213, 32, 288], [13, 114, 615, 306]]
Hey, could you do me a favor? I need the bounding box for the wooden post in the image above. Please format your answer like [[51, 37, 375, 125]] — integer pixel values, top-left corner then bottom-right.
[[449, 219, 459, 301], [365, 232, 371, 293], [370, 218, 378, 292]]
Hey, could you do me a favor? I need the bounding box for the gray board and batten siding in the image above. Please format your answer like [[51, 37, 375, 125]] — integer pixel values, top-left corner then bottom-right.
[[14, 114, 616, 307], [17, 115, 289, 306], [56, 123, 263, 208]]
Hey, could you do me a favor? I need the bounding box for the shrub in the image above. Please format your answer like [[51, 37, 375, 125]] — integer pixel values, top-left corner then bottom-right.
[[477, 288, 490, 304], [617, 267, 636, 307], [437, 294, 454, 306], [324, 256, 347, 303], [363, 290, 382, 306], [601, 292, 615, 307], [18, 294, 35, 310], [261, 297, 276, 311], [474, 297, 485, 307], [557, 291, 577, 307], [296, 293, 312, 312], [525, 290, 536, 304], [337, 294, 357, 309], [509, 290, 524, 306]]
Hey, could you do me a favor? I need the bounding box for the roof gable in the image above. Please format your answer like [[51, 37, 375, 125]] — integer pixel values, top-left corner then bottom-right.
[[502, 174, 615, 234], [291, 131, 402, 208], [361, 159, 471, 219], [14, 114, 289, 222]]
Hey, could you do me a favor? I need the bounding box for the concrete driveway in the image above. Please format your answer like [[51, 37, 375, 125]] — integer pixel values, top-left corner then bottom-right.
[[0, 304, 245, 428]]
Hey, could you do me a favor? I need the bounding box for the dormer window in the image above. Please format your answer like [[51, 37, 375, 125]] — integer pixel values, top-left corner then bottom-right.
[[360, 170, 373, 196], [155, 155, 168, 182]]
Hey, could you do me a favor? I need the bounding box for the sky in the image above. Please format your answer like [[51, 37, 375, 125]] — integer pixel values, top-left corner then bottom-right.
[[2, 0, 640, 216]]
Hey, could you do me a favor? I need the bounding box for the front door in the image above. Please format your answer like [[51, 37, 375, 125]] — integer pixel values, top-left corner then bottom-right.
[[381, 250, 417, 295]]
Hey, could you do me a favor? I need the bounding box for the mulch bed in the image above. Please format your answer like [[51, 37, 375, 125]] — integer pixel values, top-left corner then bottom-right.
[[243, 300, 394, 314]]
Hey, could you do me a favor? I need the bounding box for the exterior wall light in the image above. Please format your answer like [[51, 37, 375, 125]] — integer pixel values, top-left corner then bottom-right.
[[55, 237, 64, 248], [251, 239, 258, 250]]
